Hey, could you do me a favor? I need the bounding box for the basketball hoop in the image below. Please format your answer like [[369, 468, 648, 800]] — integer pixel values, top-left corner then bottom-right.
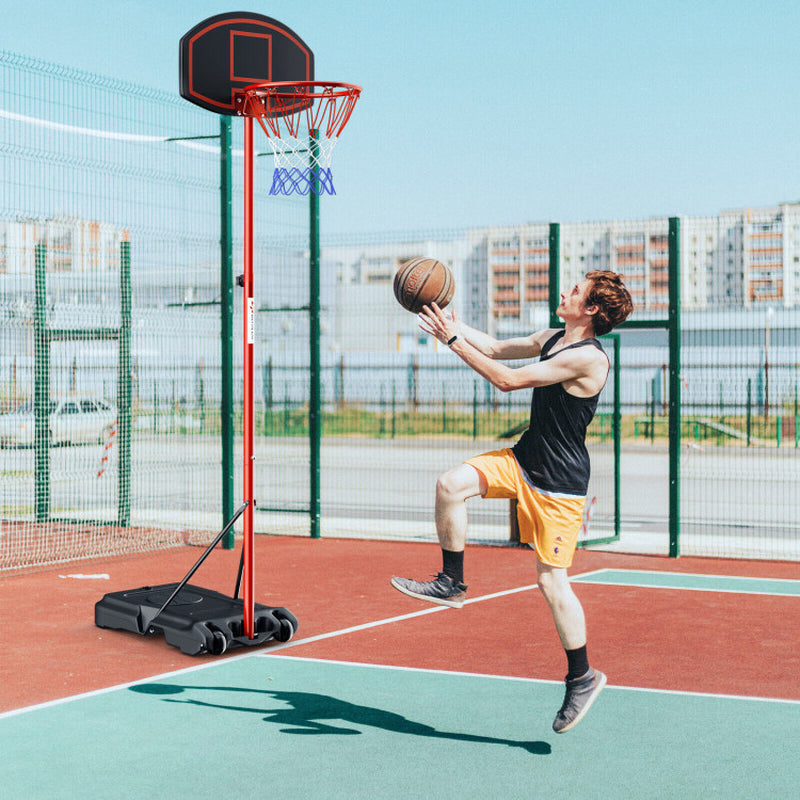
[[236, 81, 362, 196], [169, 12, 360, 646]]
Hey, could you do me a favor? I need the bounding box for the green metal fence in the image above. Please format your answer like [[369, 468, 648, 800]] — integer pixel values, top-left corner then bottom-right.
[[2, 51, 798, 572], [0, 51, 311, 571]]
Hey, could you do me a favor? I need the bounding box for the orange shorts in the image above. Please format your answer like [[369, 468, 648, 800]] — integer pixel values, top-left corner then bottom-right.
[[465, 448, 586, 568]]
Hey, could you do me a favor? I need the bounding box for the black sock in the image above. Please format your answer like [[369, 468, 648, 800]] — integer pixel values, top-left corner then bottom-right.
[[565, 645, 590, 681], [441, 549, 464, 584]]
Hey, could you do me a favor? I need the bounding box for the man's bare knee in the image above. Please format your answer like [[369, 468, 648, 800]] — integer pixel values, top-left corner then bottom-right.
[[536, 562, 570, 605], [436, 465, 484, 504], [436, 471, 461, 502], [536, 571, 555, 605]]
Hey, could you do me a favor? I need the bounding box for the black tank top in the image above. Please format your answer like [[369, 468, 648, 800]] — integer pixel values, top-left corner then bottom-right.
[[512, 330, 607, 496]]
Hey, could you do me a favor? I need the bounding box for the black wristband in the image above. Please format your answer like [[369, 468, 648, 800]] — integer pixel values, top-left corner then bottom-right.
[[447, 335, 458, 346]]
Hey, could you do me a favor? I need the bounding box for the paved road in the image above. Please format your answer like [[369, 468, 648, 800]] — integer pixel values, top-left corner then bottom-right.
[[3, 436, 798, 554]]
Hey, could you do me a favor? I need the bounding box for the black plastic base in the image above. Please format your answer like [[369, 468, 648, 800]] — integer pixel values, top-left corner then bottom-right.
[[95, 583, 298, 656]]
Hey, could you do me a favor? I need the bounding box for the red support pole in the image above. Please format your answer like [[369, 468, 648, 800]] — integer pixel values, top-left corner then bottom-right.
[[242, 115, 255, 639]]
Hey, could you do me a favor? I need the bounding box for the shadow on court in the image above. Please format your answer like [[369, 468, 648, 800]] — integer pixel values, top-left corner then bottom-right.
[[130, 682, 552, 756]]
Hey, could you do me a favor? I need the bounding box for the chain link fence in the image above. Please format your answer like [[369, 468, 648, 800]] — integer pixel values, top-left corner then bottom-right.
[[2, 51, 798, 572]]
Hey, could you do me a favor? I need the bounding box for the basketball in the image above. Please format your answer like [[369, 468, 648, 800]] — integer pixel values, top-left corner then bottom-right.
[[393, 258, 455, 313]]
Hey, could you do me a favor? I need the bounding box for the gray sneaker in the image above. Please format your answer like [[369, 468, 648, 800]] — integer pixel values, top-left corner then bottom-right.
[[552, 668, 607, 733], [390, 572, 468, 608]]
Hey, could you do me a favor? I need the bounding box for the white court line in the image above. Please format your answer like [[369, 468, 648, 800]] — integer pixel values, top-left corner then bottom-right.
[[259, 581, 546, 655], [623, 569, 800, 585], [0, 578, 545, 720], [0, 651, 259, 720], [13, 565, 793, 720], [233, 569, 610, 656], [572, 568, 800, 597], [5, 633, 797, 722], [263, 654, 800, 707]]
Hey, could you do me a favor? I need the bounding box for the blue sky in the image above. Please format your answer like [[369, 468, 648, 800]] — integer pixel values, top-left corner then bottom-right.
[[2, 0, 799, 234]]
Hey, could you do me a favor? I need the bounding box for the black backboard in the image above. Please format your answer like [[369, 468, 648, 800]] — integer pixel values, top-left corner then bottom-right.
[[179, 12, 314, 115]]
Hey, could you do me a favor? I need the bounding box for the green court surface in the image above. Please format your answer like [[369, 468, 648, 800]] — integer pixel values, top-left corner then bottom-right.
[[573, 568, 800, 596], [2, 654, 797, 800]]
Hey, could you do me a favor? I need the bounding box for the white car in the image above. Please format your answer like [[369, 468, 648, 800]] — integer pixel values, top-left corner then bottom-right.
[[0, 397, 117, 447]]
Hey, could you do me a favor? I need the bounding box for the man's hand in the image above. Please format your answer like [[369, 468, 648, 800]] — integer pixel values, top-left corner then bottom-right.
[[418, 302, 460, 345]]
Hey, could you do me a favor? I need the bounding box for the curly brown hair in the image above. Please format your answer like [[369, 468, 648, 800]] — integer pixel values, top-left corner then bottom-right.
[[584, 271, 634, 336]]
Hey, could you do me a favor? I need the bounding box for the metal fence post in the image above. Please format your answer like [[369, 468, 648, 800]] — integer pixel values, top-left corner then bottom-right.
[[34, 242, 50, 522], [472, 381, 478, 439], [746, 378, 752, 446], [612, 334, 621, 541], [220, 115, 235, 548], [117, 240, 132, 527], [668, 217, 681, 558], [309, 130, 322, 539], [548, 223, 561, 328]]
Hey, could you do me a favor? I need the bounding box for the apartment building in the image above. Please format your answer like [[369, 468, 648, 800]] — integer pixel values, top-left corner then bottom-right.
[[324, 202, 800, 347], [486, 218, 671, 330], [323, 231, 488, 352], [4, 206, 797, 356]]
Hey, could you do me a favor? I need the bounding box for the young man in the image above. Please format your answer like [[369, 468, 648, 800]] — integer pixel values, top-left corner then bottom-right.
[[391, 270, 633, 734]]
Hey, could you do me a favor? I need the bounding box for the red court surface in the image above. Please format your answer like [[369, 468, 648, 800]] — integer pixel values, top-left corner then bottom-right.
[[2, 537, 799, 711]]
